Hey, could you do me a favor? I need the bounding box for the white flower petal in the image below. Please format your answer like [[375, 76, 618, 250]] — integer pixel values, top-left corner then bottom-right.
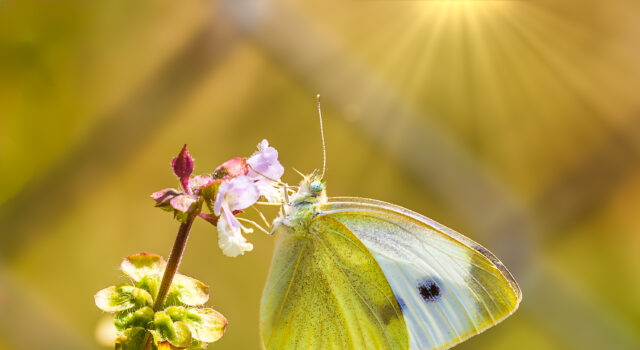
[[254, 179, 284, 203], [216, 206, 254, 257]]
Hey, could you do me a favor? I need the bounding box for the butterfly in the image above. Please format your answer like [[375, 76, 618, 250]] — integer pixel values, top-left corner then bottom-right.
[[259, 99, 521, 350]]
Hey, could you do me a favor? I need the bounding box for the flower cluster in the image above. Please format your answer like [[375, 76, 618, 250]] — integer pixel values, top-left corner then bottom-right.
[[95, 253, 226, 349], [151, 140, 284, 257]]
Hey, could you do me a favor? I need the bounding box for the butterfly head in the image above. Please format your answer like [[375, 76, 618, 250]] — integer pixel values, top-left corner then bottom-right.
[[286, 171, 324, 206], [290, 171, 326, 204], [309, 176, 325, 196]]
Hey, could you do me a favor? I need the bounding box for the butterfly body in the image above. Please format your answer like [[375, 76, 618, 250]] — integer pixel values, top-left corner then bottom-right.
[[276, 179, 325, 238], [261, 175, 521, 350]]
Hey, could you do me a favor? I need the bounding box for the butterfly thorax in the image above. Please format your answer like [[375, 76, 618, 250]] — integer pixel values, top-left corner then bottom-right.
[[274, 175, 327, 238]]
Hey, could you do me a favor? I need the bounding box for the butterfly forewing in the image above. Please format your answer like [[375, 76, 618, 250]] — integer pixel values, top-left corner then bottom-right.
[[260, 215, 409, 350], [322, 197, 521, 350]]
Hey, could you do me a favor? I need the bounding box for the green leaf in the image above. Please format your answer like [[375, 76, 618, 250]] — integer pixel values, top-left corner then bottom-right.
[[165, 306, 227, 343], [154, 311, 192, 348], [165, 274, 209, 307], [114, 306, 154, 330], [157, 202, 176, 212], [95, 285, 153, 312], [115, 327, 148, 350], [121, 253, 166, 282]]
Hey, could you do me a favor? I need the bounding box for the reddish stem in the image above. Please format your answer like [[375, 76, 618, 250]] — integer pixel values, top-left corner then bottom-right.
[[143, 213, 197, 349]]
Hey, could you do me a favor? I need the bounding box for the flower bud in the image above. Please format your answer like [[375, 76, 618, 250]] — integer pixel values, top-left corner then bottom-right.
[[172, 144, 194, 193], [213, 157, 248, 179]]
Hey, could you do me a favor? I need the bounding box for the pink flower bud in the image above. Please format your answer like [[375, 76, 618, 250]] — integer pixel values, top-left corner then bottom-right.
[[172, 144, 194, 193], [213, 157, 248, 179]]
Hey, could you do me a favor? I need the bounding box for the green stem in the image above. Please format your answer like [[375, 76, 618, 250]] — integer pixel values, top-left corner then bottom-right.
[[143, 212, 198, 350]]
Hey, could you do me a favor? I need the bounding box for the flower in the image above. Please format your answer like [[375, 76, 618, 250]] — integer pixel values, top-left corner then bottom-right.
[[211, 140, 286, 256], [214, 176, 260, 257], [247, 140, 285, 202], [247, 140, 284, 180], [152, 140, 286, 257], [213, 176, 260, 216]]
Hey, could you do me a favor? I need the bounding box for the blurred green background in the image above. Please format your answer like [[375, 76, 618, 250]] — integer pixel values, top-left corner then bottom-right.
[[1, 0, 639, 349]]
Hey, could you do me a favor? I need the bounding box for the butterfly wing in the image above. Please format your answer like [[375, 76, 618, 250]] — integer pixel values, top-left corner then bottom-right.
[[260, 215, 409, 350], [321, 197, 522, 350]]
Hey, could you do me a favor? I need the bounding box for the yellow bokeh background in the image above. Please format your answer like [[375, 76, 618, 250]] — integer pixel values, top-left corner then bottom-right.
[[1, 0, 639, 349]]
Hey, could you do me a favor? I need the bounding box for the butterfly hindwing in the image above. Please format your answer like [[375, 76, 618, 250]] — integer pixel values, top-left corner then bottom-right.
[[322, 197, 522, 350], [260, 214, 409, 350]]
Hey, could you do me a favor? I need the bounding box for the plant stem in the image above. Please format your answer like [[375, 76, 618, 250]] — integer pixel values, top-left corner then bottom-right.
[[153, 216, 196, 310], [143, 213, 197, 350]]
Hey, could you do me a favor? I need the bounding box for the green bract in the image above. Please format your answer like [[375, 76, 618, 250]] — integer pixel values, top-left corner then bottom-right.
[[114, 306, 154, 330], [166, 274, 210, 307], [165, 306, 227, 343], [121, 252, 166, 281], [152, 311, 192, 347], [94, 285, 153, 312], [95, 253, 227, 349], [115, 327, 148, 350]]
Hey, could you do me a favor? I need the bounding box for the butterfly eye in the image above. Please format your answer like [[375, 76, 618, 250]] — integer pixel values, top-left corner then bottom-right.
[[309, 180, 324, 193]]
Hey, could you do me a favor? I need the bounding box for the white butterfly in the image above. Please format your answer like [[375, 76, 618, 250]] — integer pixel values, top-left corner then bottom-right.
[[260, 99, 521, 349]]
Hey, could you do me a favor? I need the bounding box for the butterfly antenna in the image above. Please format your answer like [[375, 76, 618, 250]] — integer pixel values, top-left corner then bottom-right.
[[317, 94, 327, 179], [291, 167, 306, 178]]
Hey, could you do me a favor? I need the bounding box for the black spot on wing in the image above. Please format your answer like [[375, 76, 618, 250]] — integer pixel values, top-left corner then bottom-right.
[[417, 278, 441, 303]]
